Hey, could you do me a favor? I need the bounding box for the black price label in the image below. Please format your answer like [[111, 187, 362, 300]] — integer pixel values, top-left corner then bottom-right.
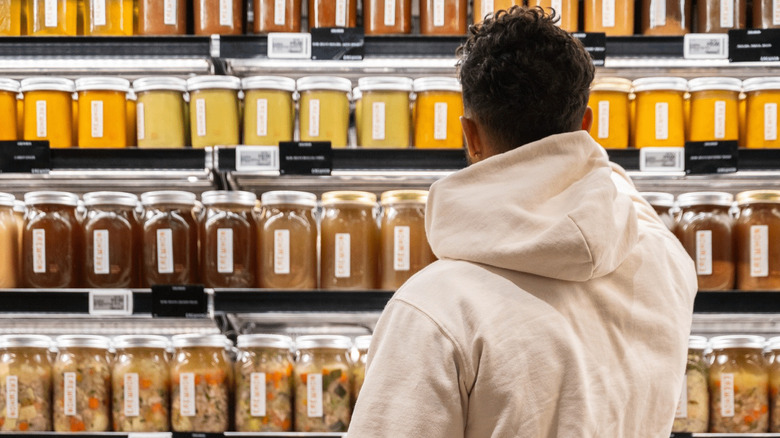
[[729, 29, 780, 62], [311, 27, 365, 60], [572, 33, 606, 66], [669, 434, 693, 438], [685, 140, 739, 175], [279, 141, 333, 175], [0, 141, 50, 174], [151, 285, 208, 318]]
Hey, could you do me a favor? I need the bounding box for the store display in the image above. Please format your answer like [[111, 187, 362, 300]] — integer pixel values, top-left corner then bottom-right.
[[194, 0, 243, 34], [736, 190, 780, 291], [75, 77, 130, 148], [769, 336, 780, 432], [642, 0, 691, 35], [138, 0, 187, 34], [0, 79, 19, 141], [21, 77, 75, 148], [587, 77, 632, 149], [672, 336, 709, 433], [85, 0, 133, 35], [308, 0, 358, 28], [753, 0, 780, 28], [743, 77, 780, 149], [352, 335, 370, 406], [473, 0, 521, 24], [133, 77, 188, 148], [242, 76, 296, 147], [363, 0, 412, 34], [0, 335, 52, 432], [532, 0, 578, 31], [688, 77, 741, 142], [254, 0, 301, 32], [187, 76, 241, 148], [355, 77, 412, 148], [0, 193, 17, 288], [413, 77, 464, 149], [584, 0, 634, 35], [26, 0, 78, 35], [298, 76, 351, 148], [419, 0, 467, 34], [697, 0, 746, 32], [632, 77, 687, 147]]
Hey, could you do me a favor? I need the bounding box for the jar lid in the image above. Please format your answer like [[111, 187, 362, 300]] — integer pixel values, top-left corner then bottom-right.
[[742, 77, 780, 92], [112, 335, 170, 350], [358, 76, 414, 92], [297, 76, 352, 93], [0, 335, 52, 349], [20, 77, 76, 93], [133, 76, 188, 93], [353, 87, 362, 100], [677, 192, 734, 208], [380, 190, 428, 205], [237, 334, 294, 349], [413, 77, 461, 93], [354, 335, 372, 351], [172, 334, 231, 348], [83, 191, 139, 208], [75, 77, 131, 93], [186, 75, 242, 91], [688, 77, 742, 93], [201, 190, 257, 207], [322, 191, 377, 206], [710, 335, 766, 350], [295, 335, 352, 350], [631, 77, 688, 93], [737, 190, 780, 205], [13, 200, 24, 213], [768, 336, 780, 350], [0, 192, 14, 208], [688, 335, 708, 350], [56, 335, 111, 349], [591, 77, 632, 93], [241, 76, 296, 92], [24, 191, 79, 207], [0, 78, 20, 94], [639, 192, 674, 208], [141, 190, 197, 206], [261, 190, 318, 207]]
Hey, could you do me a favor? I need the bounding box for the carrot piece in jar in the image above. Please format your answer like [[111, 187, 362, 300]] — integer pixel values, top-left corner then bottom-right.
[[70, 417, 86, 431], [18, 421, 28, 431], [140, 378, 153, 389], [88, 397, 100, 409]]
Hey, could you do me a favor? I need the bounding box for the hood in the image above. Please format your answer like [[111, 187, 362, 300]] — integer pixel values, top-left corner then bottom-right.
[[425, 131, 638, 282]]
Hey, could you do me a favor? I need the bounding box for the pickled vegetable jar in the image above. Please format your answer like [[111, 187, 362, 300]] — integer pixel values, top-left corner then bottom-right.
[[640, 192, 676, 229], [235, 334, 294, 432], [709, 335, 769, 433], [584, 0, 634, 35], [138, 0, 186, 34], [0, 79, 19, 141], [0, 193, 18, 288], [363, 0, 411, 34], [768, 336, 780, 431], [170, 334, 233, 433], [0, 0, 22, 35], [642, 0, 691, 34], [257, 191, 318, 289], [587, 77, 632, 149], [736, 190, 780, 291], [632, 77, 687, 147], [355, 77, 412, 148], [26, 0, 78, 35], [473, 0, 520, 24], [531, 0, 578, 31], [688, 77, 741, 142], [419, 0, 466, 35], [85, 0, 133, 35], [187, 76, 241, 148], [321, 191, 379, 290], [298, 76, 351, 148], [698, 0, 746, 32], [413, 77, 463, 149], [242, 76, 295, 146], [0, 335, 52, 432], [294, 335, 352, 432], [21, 77, 75, 148], [753, 0, 780, 28], [254, 0, 300, 32], [133, 77, 188, 148], [352, 335, 370, 405], [308, 0, 357, 28], [53, 335, 112, 433], [743, 77, 780, 148], [200, 190, 257, 288], [76, 77, 130, 149], [672, 336, 709, 433], [194, 0, 243, 34]]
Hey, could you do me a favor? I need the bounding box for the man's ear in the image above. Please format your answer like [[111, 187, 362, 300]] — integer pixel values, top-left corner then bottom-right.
[[581, 106, 593, 132], [461, 116, 484, 163]]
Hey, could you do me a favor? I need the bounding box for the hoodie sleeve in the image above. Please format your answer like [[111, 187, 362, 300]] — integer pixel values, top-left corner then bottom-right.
[[347, 299, 468, 438]]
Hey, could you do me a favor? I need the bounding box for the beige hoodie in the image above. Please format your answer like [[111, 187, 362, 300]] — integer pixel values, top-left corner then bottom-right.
[[348, 131, 697, 437]]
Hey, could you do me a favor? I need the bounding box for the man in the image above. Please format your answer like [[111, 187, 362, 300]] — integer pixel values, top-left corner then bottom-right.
[[348, 6, 697, 437]]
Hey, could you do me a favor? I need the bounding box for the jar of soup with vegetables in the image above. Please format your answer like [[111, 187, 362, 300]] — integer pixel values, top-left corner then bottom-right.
[[672, 336, 709, 433], [768, 336, 780, 432], [0, 335, 52, 431], [352, 335, 371, 406]]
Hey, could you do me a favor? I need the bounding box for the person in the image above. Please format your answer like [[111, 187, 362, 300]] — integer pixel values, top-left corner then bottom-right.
[[348, 6, 697, 437]]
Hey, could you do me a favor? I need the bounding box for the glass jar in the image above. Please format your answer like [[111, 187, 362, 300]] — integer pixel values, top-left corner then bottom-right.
[[640, 192, 676, 229], [473, 0, 520, 24], [352, 335, 370, 406], [321, 191, 379, 290], [743, 78, 780, 149], [235, 334, 294, 432], [21, 77, 75, 148], [82, 192, 140, 289], [709, 335, 769, 433], [531, 0, 578, 31], [419, 0, 466, 35], [584, 0, 634, 35], [23, 191, 81, 288], [768, 336, 780, 432], [379, 190, 436, 290], [0, 335, 52, 432], [13, 201, 23, 278], [125, 90, 137, 147], [672, 336, 709, 433], [140, 191, 199, 287], [170, 334, 233, 433], [194, 0, 243, 34], [242, 76, 296, 147], [294, 335, 352, 432], [297, 76, 352, 148], [356, 77, 412, 148], [753, 0, 780, 28], [75, 77, 130, 149], [111, 335, 170, 432], [688, 77, 741, 142], [675, 192, 735, 291], [0, 0, 21, 35], [0, 79, 19, 141], [308, 0, 357, 28], [200, 190, 258, 288], [254, 0, 300, 32], [633, 77, 688, 147], [133, 77, 188, 149], [587, 77, 632, 149], [26, 0, 78, 35], [187, 76, 241, 148], [363, 0, 411, 34], [258, 191, 318, 289], [138, 0, 186, 34], [698, 0, 746, 32], [413, 77, 463, 149], [0, 193, 18, 288], [85, 0, 133, 35], [642, 0, 691, 34], [736, 190, 780, 291], [53, 335, 111, 433]]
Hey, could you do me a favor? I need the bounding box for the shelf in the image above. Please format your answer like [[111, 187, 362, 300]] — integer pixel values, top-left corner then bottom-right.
[[213, 289, 393, 313]]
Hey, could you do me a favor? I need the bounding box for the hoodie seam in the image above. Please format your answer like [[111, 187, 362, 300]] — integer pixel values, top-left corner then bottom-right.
[[566, 213, 595, 279]]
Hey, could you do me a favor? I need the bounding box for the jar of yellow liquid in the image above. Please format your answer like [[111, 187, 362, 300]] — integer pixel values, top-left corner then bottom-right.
[[0, 79, 20, 141], [632, 77, 688, 148], [587, 77, 632, 149], [76, 77, 130, 149], [743, 77, 780, 149], [20, 77, 75, 148], [531, 0, 579, 31], [688, 77, 741, 142], [187, 76, 241, 148], [0, 0, 22, 35], [85, 0, 133, 35], [27, 0, 78, 35], [297, 76, 352, 148], [356, 76, 413, 148], [241, 76, 295, 146], [133, 77, 188, 148], [413, 77, 463, 149]]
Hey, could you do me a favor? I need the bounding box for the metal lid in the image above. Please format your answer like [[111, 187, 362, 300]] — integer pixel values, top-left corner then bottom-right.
[[353, 87, 362, 100], [0, 193, 14, 208], [187, 75, 242, 91], [354, 335, 372, 351], [0, 78, 20, 94], [75, 77, 131, 93], [358, 76, 414, 92], [297, 76, 352, 93], [20, 77, 76, 93], [688, 77, 742, 93], [13, 200, 24, 213], [83, 191, 139, 208], [413, 77, 461, 93], [242, 76, 296, 92], [322, 191, 377, 206], [112, 335, 170, 350], [632, 77, 688, 93], [767, 336, 780, 350], [237, 334, 294, 349], [172, 334, 231, 348], [591, 77, 632, 93], [742, 77, 780, 92], [141, 190, 197, 206], [261, 190, 317, 207], [639, 192, 674, 208], [737, 190, 780, 205], [677, 192, 734, 208], [56, 335, 111, 349], [295, 335, 352, 350], [710, 335, 766, 350], [380, 190, 428, 205], [133, 76, 188, 93], [0, 335, 52, 349], [688, 335, 708, 350], [201, 190, 257, 207], [24, 191, 79, 207]]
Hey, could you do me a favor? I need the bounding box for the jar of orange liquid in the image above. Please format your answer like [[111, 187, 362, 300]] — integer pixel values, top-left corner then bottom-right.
[[85, 0, 133, 35], [20, 77, 75, 148], [587, 77, 632, 149], [75, 77, 130, 148], [743, 77, 780, 149], [0, 0, 22, 35], [584, 0, 634, 35], [687, 77, 741, 142], [473, 0, 521, 24], [531, 0, 578, 31], [126, 90, 137, 147], [413, 77, 463, 149], [26, 0, 78, 35], [0, 79, 19, 141], [633, 77, 687, 147]]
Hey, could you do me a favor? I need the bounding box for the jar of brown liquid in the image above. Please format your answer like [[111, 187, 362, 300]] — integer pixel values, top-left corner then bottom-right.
[[258, 191, 318, 289], [254, 0, 301, 32], [321, 191, 378, 290], [675, 192, 735, 291], [309, 0, 357, 29], [753, 0, 780, 28], [138, 0, 187, 34], [194, 0, 244, 35], [642, 0, 691, 35], [697, 0, 746, 32], [419, 0, 467, 35], [23, 191, 82, 288], [0, 193, 18, 288], [82, 192, 140, 288], [736, 190, 780, 291], [140, 191, 199, 287], [363, 0, 412, 34], [640, 192, 676, 230], [379, 190, 436, 290], [200, 190, 258, 288]]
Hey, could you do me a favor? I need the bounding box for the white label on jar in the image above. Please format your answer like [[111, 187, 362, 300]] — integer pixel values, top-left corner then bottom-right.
[[598, 101, 610, 139], [765, 103, 778, 141], [675, 375, 687, 418], [93, 229, 110, 275], [274, 229, 290, 274], [602, 0, 615, 27], [335, 233, 351, 278], [750, 225, 769, 277], [5, 376, 18, 420], [219, 0, 233, 26], [136, 103, 145, 141], [434, 102, 448, 140], [384, 0, 396, 26], [720, 0, 734, 28], [44, 0, 58, 27], [124, 373, 139, 417], [307, 374, 323, 417], [714, 100, 726, 139], [164, 0, 177, 24], [36, 100, 47, 138], [655, 102, 669, 141], [64, 372, 77, 416], [91, 100, 104, 139], [217, 228, 234, 274], [433, 0, 445, 26], [695, 230, 712, 276], [551, 0, 562, 25], [33, 229, 46, 274], [650, 0, 666, 27], [774, 0, 780, 25], [250, 372, 266, 417], [335, 0, 347, 26], [93, 0, 107, 26], [309, 99, 320, 137], [179, 373, 196, 417], [481, 0, 494, 20], [274, 0, 286, 25], [720, 372, 735, 417], [156, 229, 174, 274], [372, 102, 386, 140], [394, 226, 410, 272], [257, 99, 268, 137], [196, 98, 207, 137]]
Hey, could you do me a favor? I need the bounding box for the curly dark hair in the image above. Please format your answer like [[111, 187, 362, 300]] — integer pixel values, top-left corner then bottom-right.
[[457, 6, 595, 151]]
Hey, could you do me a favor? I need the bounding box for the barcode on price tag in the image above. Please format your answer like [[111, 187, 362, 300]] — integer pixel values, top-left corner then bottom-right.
[[89, 289, 133, 316], [684, 33, 729, 59], [268, 32, 312, 59], [235, 146, 280, 172], [639, 147, 685, 172]]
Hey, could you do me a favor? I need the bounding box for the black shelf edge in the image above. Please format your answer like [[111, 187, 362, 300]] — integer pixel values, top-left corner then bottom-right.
[[50, 148, 209, 170], [0, 36, 212, 58], [607, 148, 780, 171], [0, 289, 151, 315], [213, 289, 394, 313], [694, 291, 780, 313], [606, 35, 684, 58]]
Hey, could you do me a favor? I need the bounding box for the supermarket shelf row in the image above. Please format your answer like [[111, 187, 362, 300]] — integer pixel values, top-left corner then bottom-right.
[[0, 430, 776, 437]]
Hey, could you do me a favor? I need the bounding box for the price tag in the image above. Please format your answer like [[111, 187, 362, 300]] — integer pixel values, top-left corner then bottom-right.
[[267, 32, 312, 59], [639, 147, 685, 172], [151, 285, 208, 319], [311, 27, 365, 61], [729, 29, 780, 62], [89, 289, 133, 316], [572, 33, 606, 66], [0, 141, 50, 174], [235, 146, 280, 172], [685, 140, 738, 175], [279, 141, 333, 176], [684, 33, 729, 59], [129, 433, 173, 438], [171, 434, 224, 438]]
